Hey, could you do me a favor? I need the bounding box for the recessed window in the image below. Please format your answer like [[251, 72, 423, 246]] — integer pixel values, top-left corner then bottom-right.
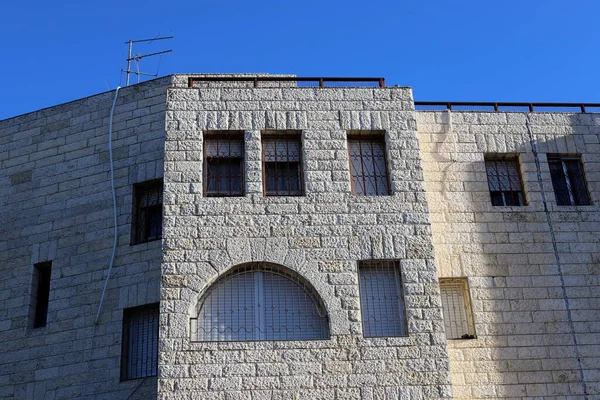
[[358, 260, 407, 337], [121, 303, 159, 380], [132, 179, 163, 245], [262, 132, 303, 196], [348, 132, 390, 196], [484, 156, 526, 206], [204, 132, 244, 196], [191, 263, 329, 341], [548, 155, 591, 206], [439, 278, 476, 340], [31, 261, 52, 328]]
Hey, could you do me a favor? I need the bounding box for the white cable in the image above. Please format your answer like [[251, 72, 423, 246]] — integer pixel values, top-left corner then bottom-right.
[[95, 86, 121, 325]]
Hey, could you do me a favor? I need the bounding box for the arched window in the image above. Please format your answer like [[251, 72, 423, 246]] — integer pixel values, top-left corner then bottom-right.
[[191, 263, 329, 341]]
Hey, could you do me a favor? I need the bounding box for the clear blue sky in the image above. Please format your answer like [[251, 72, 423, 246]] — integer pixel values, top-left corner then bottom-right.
[[2, 0, 599, 119]]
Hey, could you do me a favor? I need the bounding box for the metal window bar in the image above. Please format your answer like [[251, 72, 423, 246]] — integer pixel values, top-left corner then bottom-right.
[[484, 158, 525, 206], [548, 156, 591, 206], [191, 263, 329, 342], [414, 101, 600, 113], [32, 261, 52, 328], [262, 136, 303, 196], [358, 261, 407, 337], [121, 304, 159, 380], [439, 279, 475, 339], [204, 134, 245, 196], [136, 181, 163, 244], [348, 137, 390, 196]]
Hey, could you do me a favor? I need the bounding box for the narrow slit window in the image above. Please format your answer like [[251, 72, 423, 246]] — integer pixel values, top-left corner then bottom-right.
[[358, 261, 406, 337], [484, 156, 525, 206], [262, 134, 303, 196], [439, 278, 476, 339], [548, 156, 591, 206], [348, 134, 390, 196], [132, 179, 163, 245], [31, 261, 52, 328], [121, 303, 159, 380], [204, 132, 245, 196]]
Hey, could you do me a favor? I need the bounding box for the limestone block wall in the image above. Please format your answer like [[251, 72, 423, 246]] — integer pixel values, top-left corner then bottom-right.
[[160, 84, 452, 399], [0, 78, 170, 399], [417, 111, 600, 399]]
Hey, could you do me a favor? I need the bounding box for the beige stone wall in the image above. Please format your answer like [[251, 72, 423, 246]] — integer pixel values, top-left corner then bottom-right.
[[417, 111, 600, 399]]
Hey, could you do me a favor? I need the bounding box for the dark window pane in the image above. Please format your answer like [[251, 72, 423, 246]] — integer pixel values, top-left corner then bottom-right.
[[134, 180, 163, 244], [485, 159, 525, 206], [263, 137, 303, 196], [121, 304, 159, 380], [548, 157, 591, 206], [204, 136, 244, 196], [33, 262, 52, 328], [348, 138, 389, 196]]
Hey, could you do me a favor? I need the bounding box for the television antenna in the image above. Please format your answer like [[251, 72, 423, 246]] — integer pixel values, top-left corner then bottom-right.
[[122, 36, 173, 86]]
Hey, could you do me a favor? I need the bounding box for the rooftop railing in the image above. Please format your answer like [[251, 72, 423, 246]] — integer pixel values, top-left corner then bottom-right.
[[187, 76, 386, 88], [414, 101, 600, 113]]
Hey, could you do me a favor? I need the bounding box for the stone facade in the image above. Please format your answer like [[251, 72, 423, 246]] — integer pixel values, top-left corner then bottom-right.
[[0, 74, 599, 399]]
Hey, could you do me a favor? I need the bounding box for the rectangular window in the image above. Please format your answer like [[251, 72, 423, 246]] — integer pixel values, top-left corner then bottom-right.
[[439, 278, 476, 340], [548, 156, 591, 206], [484, 156, 525, 206], [204, 132, 244, 196], [31, 261, 52, 328], [121, 303, 159, 380], [262, 133, 303, 196], [358, 260, 406, 337], [348, 133, 390, 196], [132, 179, 163, 245]]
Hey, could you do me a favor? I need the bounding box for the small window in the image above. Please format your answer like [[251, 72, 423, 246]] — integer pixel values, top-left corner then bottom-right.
[[348, 133, 390, 196], [548, 156, 591, 206], [262, 133, 303, 196], [439, 278, 476, 340], [204, 132, 244, 196], [31, 261, 52, 328], [358, 260, 407, 337], [132, 179, 163, 245], [484, 156, 525, 206], [191, 263, 329, 341], [121, 303, 159, 380]]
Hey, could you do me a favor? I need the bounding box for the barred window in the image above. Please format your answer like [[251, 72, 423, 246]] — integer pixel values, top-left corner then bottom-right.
[[31, 261, 52, 328], [262, 133, 303, 196], [358, 261, 407, 337], [191, 263, 329, 341], [348, 134, 390, 196], [485, 156, 525, 206], [121, 303, 159, 380], [548, 156, 591, 206], [132, 179, 163, 245], [204, 132, 244, 196], [439, 278, 476, 340]]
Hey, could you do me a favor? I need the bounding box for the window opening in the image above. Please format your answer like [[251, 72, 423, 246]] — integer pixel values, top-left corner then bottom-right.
[[548, 156, 591, 205], [348, 135, 390, 196], [121, 303, 159, 380], [32, 261, 52, 328], [358, 260, 406, 337], [133, 179, 163, 245], [439, 278, 476, 339], [262, 134, 303, 196], [204, 132, 245, 196], [484, 157, 526, 206]]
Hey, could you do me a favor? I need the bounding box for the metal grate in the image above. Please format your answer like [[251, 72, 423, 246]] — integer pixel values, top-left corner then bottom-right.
[[348, 135, 390, 196], [191, 263, 329, 341], [439, 279, 475, 340], [134, 180, 163, 244], [204, 133, 245, 196], [121, 304, 159, 380], [548, 156, 591, 206], [484, 157, 525, 206], [358, 261, 406, 337], [262, 134, 303, 196]]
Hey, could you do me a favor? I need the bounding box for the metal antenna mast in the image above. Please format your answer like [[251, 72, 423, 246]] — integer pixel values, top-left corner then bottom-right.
[[123, 36, 173, 86]]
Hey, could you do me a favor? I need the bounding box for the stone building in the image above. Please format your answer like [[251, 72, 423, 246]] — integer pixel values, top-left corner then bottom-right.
[[0, 74, 598, 399]]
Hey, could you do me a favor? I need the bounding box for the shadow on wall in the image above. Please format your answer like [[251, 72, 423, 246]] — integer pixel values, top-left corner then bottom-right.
[[421, 111, 599, 399]]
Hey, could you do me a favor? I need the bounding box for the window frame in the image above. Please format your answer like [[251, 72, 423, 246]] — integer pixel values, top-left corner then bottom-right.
[[439, 278, 476, 340], [120, 303, 160, 381], [203, 131, 245, 197], [484, 154, 527, 207], [357, 260, 407, 338], [547, 155, 592, 206], [261, 131, 304, 196], [347, 132, 391, 196], [131, 179, 163, 245]]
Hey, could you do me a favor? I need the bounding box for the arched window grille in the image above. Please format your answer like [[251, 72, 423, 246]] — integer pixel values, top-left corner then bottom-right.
[[191, 263, 330, 341]]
